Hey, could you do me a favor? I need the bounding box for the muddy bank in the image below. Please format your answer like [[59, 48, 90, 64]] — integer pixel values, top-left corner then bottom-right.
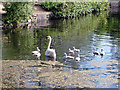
[[1, 60, 119, 88]]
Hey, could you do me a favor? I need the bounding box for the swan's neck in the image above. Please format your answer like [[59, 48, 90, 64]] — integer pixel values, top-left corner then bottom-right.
[[48, 37, 52, 49]]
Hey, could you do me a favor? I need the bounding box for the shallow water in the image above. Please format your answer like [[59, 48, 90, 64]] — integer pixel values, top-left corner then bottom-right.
[[2, 11, 120, 88]]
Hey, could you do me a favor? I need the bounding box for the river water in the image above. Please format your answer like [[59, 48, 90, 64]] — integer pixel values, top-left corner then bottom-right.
[[2, 11, 120, 88]]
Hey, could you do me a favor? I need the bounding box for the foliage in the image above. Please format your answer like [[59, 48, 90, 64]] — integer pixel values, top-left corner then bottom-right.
[[40, 2, 109, 18], [2, 2, 34, 26]]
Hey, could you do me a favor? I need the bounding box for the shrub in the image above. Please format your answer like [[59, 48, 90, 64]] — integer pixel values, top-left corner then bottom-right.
[[2, 2, 34, 26], [40, 2, 109, 18]]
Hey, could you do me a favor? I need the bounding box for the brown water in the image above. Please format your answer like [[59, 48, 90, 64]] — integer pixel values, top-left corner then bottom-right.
[[2, 12, 120, 88]]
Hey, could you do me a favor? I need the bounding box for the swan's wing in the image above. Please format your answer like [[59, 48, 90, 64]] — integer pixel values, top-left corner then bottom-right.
[[32, 51, 40, 56], [45, 50, 51, 56], [45, 49, 56, 57], [50, 50, 56, 57]]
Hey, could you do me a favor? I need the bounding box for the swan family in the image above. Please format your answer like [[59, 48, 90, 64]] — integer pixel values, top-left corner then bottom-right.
[[32, 36, 56, 60], [63, 47, 81, 62], [32, 36, 105, 60], [93, 48, 105, 57], [63, 53, 74, 60]]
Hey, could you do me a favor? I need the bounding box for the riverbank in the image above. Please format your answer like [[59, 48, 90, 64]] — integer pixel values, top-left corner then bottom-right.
[[1, 59, 118, 88], [0, 2, 52, 29]]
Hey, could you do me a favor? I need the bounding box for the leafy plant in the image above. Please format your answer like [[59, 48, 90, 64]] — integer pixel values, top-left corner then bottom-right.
[[40, 2, 109, 18], [2, 2, 34, 26]]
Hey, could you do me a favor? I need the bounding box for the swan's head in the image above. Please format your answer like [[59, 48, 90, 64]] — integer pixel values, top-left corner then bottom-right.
[[46, 36, 51, 40]]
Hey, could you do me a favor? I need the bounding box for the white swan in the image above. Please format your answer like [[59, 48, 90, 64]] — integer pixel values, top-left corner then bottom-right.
[[93, 48, 99, 55], [32, 47, 41, 59], [45, 36, 56, 60], [69, 48, 74, 55], [100, 48, 105, 56], [63, 53, 74, 60], [73, 47, 80, 53], [75, 54, 80, 61]]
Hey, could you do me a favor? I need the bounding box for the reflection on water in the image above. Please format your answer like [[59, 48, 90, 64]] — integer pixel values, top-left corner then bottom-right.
[[2, 11, 120, 88], [2, 12, 120, 61]]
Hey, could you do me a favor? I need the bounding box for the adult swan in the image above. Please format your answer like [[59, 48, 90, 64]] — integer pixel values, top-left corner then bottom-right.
[[45, 36, 56, 60]]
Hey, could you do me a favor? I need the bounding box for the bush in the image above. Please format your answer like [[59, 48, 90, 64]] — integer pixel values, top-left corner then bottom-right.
[[40, 2, 109, 18], [2, 2, 34, 26]]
